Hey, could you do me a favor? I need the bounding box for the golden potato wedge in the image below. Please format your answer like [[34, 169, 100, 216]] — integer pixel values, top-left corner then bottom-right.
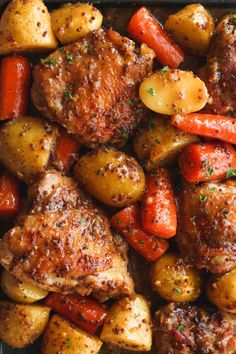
[[1, 269, 48, 304], [0, 0, 57, 55], [165, 4, 214, 54], [150, 253, 203, 302], [0, 116, 58, 184], [100, 295, 152, 351], [42, 314, 102, 354], [207, 269, 236, 313], [133, 116, 198, 171], [0, 301, 50, 348], [51, 3, 103, 45], [74, 147, 145, 207], [139, 69, 208, 115]]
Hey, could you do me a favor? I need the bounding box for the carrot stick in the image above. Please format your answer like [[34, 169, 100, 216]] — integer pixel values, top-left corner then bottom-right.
[[45, 293, 107, 335], [111, 204, 169, 262], [171, 113, 236, 144], [0, 171, 20, 219], [127, 6, 184, 68], [179, 142, 236, 183], [0, 56, 31, 120], [141, 168, 177, 238], [52, 128, 80, 173]]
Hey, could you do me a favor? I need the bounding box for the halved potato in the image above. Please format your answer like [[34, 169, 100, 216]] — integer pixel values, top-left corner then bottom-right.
[[100, 295, 152, 351], [133, 115, 198, 171], [139, 69, 208, 115], [42, 314, 103, 354], [165, 4, 214, 54], [0, 0, 57, 54], [51, 3, 103, 45], [0, 116, 58, 184], [1, 269, 48, 304], [0, 301, 50, 348]]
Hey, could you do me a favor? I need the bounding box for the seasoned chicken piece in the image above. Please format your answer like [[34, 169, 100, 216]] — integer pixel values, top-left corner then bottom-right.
[[0, 171, 134, 301], [155, 302, 236, 354], [176, 180, 236, 274], [202, 15, 236, 116], [31, 29, 155, 146]]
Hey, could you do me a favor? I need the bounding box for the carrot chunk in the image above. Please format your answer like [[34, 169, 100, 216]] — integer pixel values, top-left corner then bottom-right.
[[0, 171, 21, 219]]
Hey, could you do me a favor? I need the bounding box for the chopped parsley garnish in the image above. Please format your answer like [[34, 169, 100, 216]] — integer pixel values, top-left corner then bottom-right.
[[161, 66, 169, 72], [174, 288, 181, 295], [65, 55, 73, 64], [210, 186, 216, 192], [148, 122, 156, 130], [222, 209, 228, 215], [177, 324, 185, 332], [59, 46, 64, 52], [205, 207, 209, 215], [206, 167, 214, 178], [199, 194, 208, 203], [64, 91, 73, 100], [67, 82, 75, 90], [40, 57, 56, 66], [201, 159, 209, 168], [128, 99, 135, 105], [65, 338, 71, 343], [147, 87, 156, 96], [226, 169, 236, 178]]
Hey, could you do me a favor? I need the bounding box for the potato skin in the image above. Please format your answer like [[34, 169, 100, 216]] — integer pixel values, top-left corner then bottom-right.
[[150, 253, 203, 302], [51, 3, 103, 45], [133, 116, 198, 171], [1, 269, 48, 304], [0, 0, 57, 55], [100, 294, 152, 351], [42, 314, 102, 354], [165, 4, 214, 54], [139, 69, 208, 115], [0, 116, 58, 184], [74, 147, 145, 207], [0, 301, 50, 348], [207, 269, 236, 313]]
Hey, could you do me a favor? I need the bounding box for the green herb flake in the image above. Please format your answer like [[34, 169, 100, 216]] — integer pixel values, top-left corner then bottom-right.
[[128, 99, 135, 105], [95, 169, 100, 175], [148, 122, 156, 130], [199, 195, 208, 203], [67, 82, 75, 90], [161, 66, 169, 72], [201, 159, 209, 168], [226, 169, 236, 178], [222, 209, 228, 215], [59, 46, 64, 52], [40, 57, 57, 66], [174, 288, 181, 296], [206, 167, 214, 178], [210, 186, 216, 192], [177, 324, 185, 332], [65, 55, 73, 64], [147, 87, 156, 96], [65, 338, 71, 343], [205, 207, 209, 215], [64, 91, 73, 100]]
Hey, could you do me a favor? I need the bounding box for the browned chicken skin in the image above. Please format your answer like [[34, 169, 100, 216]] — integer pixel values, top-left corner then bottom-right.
[[176, 180, 236, 274], [0, 171, 134, 301], [203, 15, 236, 116], [155, 302, 236, 354], [31, 29, 155, 146]]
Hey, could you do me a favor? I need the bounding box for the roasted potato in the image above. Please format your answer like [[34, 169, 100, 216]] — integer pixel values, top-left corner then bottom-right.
[[74, 147, 145, 207], [100, 295, 152, 351], [165, 4, 214, 54], [51, 3, 103, 45], [0, 301, 50, 348], [207, 269, 236, 313], [0, 0, 57, 55], [1, 269, 48, 304], [0, 116, 58, 184], [139, 69, 208, 115], [42, 314, 103, 354], [133, 115, 199, 171], [150, 253, 203, 302]]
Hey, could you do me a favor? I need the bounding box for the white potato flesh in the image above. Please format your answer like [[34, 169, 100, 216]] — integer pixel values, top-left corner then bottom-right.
[[139, 69, 208, 115], [100, 295, 152, 351]]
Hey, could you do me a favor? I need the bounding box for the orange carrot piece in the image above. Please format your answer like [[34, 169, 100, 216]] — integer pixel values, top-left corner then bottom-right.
[[111, 204, 169, 262], [45, 293, 107, 335], [171, 113, 236, 145], [0, 171, 20, 219], [127, 6, 184, 68], [0, 56, 31, 120], [53, 128, 80, 173], [141, 168, 177, 238], [179, 142, 236, 183]]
